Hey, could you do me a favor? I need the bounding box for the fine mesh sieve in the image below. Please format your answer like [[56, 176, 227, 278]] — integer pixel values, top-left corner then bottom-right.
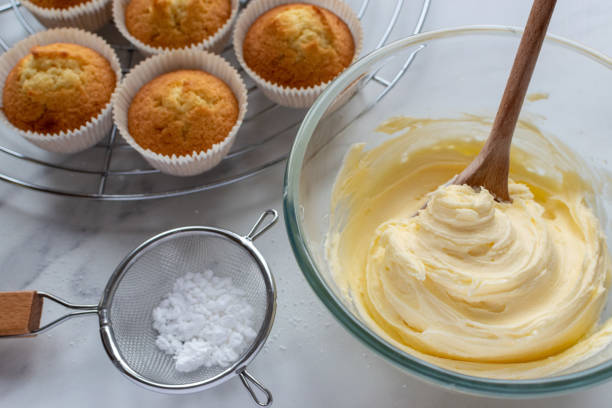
[[0, 209, 278, 406]]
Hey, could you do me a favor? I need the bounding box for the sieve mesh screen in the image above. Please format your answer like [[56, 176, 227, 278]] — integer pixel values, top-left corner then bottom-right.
[[106, 230, 270, 386]]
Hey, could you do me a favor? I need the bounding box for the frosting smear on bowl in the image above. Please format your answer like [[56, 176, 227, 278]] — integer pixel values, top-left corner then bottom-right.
[[327, 117, 612, 379]]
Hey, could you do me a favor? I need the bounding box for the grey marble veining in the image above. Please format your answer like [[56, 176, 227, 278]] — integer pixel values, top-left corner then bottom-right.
[[1, 1, 612, 407]]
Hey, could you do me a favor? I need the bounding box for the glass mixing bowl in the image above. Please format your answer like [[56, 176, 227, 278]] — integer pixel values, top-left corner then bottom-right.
[[283, 26, 612, 396]]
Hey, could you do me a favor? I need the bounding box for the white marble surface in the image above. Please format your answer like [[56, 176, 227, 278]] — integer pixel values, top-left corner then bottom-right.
[[0, 1, 611, 407]]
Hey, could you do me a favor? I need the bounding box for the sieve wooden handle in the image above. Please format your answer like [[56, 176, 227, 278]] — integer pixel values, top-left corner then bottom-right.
[[0, 291, 43, 336]]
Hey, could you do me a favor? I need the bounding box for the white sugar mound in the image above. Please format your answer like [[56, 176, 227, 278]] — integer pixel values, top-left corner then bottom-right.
[[152, 270, 257, 373]]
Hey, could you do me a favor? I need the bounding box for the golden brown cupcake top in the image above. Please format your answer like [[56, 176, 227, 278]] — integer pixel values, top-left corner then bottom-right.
[[125, 0, 231, 49], [242, 3, 355, 89], [2, 43, 116, 134], [127, 70, 239, 157], [26, 0, 89, 10]]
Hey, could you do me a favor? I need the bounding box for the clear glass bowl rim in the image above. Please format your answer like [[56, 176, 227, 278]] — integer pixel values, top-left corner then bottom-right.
[[283, 25, 612, 397]]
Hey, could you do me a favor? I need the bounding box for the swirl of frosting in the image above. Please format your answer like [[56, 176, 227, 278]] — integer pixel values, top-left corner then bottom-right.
[[364, 183, 609, 363]]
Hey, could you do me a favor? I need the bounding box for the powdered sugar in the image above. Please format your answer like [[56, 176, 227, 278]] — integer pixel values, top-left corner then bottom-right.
[[152, 270, 257, 372]]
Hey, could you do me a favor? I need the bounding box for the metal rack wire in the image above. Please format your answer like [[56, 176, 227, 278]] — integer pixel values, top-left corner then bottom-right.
[[0, 0, 431, 199]]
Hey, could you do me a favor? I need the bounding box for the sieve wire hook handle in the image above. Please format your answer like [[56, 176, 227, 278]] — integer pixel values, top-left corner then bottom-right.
[[245, 209, 279, 241], [0, 290, 98, 338], [239, 369, 273, 406]]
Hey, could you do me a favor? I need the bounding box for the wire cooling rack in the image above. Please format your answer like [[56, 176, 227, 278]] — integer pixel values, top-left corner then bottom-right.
[[0, 0, 430, 199]]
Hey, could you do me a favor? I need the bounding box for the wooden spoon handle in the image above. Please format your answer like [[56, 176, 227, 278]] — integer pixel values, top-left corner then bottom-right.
[[489, 0, 556, 146], [0, 291, 43, 336], [452, 0, 556, 202]]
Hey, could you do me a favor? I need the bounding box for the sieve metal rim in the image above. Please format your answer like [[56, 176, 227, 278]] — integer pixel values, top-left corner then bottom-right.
[[97, 221, 277, 394]]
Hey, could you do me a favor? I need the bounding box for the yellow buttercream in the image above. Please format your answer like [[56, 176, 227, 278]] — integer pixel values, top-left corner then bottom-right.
[[327, 117, 612, 379]]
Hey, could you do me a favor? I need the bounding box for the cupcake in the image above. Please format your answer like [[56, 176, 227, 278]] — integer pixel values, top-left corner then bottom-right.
[[3, 43, 116, 134], [21, 0, 112, 31], [234, 0, 362, 108], [112, 50, 247, 176], [244, 3, 354, 88], [0, 29, 121, 153], [27, 0, 90, 8], [114, 0, 239, 55], [128, 70, 238, 157]]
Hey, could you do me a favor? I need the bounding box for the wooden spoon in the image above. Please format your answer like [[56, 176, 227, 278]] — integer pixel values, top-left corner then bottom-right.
[[451, 0, 556, 202]]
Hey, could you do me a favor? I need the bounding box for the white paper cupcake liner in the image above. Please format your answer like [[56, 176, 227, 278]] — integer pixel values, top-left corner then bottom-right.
[[0, 28, 121, 154], [21, 0, 112, 32], [233, 0, 363, 108], [112, 50, 248, 176], [113, 0, 239, 56]]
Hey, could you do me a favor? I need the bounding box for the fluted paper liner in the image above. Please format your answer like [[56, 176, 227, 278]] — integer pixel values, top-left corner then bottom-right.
[[21, 0, 112, 32], [0, 28, 121, 153], [113, 0, 239, 56], [112, 50, 248, 176], [233, 0, 363, 108]]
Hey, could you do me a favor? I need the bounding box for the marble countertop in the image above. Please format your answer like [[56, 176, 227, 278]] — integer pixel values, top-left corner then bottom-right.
[[0, 1, 611, 407]]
